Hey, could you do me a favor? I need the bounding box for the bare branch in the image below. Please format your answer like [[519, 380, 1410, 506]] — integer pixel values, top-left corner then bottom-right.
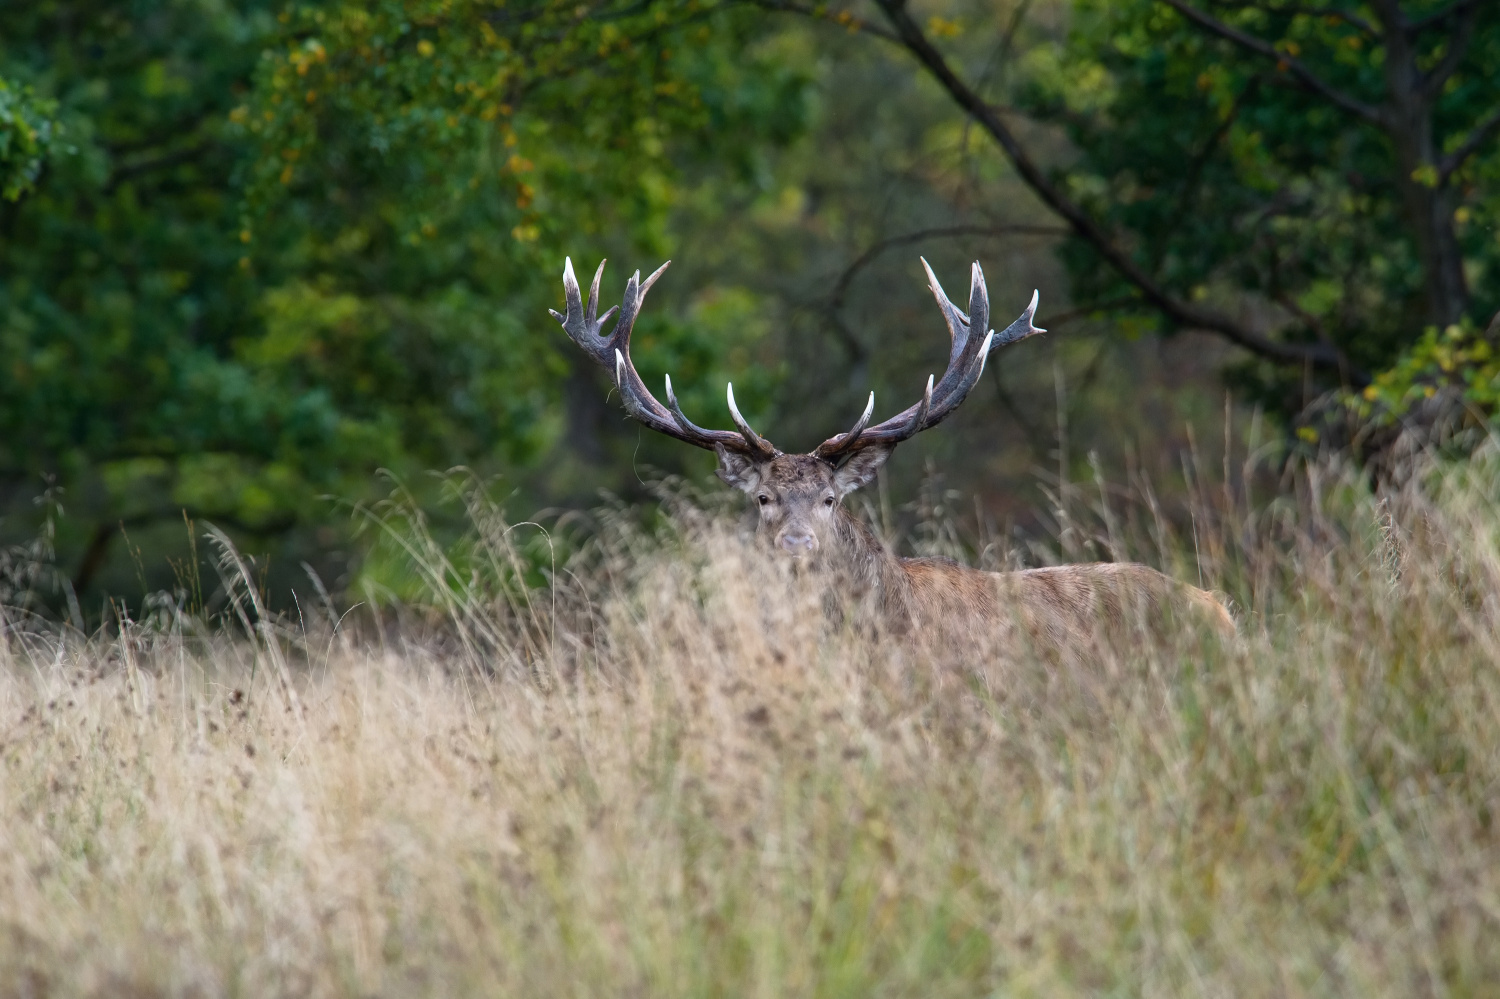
[[862, 0, 1360, 378], [1159, 0, 1384, 124], [1440, 107, 1500, 181]]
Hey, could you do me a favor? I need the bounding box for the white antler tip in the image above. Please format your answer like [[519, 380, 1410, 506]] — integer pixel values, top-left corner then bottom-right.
[[727, 382, 751, 424], [641, 259, 671, 294], [614, 348, 625, 386]]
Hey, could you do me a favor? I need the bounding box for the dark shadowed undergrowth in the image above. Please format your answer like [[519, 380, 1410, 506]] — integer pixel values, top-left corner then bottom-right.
[[2, 444, 1499, 997]]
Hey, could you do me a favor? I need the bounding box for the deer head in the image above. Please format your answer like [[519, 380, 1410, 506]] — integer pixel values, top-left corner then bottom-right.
[[550, 257, 1044, 556]]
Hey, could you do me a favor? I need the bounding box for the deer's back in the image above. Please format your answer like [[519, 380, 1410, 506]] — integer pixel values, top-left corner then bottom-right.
[[899, 557, 1235, 644]]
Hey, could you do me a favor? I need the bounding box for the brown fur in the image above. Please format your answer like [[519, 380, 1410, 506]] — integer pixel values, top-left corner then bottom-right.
[[717, 452, 1235, 649]]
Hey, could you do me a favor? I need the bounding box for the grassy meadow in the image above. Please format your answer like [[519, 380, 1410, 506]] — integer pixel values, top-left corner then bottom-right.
[[3, 447, 1500, 998]]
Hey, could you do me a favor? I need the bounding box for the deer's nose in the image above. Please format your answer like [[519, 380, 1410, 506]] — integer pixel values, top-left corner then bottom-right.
[[777, 529, 818, 554]]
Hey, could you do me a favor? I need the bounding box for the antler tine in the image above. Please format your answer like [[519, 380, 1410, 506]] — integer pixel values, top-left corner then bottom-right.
[[936, 329, 996, 424], [815, 260, 1043, 460], [921, 256, 972, 372], [550, 257, 620, 365], [813, 391, 875, 459], [553, 257, 777, 457], [639, 259, 670, 296], [924, 256, 994, 406], [903, 374, 934, 436], [726, 383, 777, 456], [967, 260, 989, 347], [663, 372, 735, 444], [586, 259, 605, 323], [991, 288, 1045, 347], [546, 257, 574, 325]]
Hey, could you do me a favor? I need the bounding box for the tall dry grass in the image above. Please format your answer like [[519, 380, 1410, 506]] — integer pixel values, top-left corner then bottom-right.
[[2, 445, 1499, 997]]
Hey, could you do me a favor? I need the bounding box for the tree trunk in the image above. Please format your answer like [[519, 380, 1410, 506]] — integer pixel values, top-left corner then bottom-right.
[[562, 354, 616, 466], [1388, 128, 1469, 328], [1378, 6, 1471, 327]]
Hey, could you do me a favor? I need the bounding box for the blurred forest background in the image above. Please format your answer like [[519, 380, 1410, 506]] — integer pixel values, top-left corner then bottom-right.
[[1, 0, 1497, 618]]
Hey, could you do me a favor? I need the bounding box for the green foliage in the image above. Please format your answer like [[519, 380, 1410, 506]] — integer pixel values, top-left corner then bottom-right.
[[1350, 319, 1500, 424], [1019, 0, 1500, 386], [0, 0, 805, 604], [0, 77, 61, 201]]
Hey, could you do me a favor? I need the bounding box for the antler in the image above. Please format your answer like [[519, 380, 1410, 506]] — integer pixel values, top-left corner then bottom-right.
[[815, 258, 1044, 462], [550, 258, 779, 458]]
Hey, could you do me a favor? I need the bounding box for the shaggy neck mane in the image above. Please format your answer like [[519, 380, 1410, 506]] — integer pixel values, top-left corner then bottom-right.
[[826, 505, 916, 621]]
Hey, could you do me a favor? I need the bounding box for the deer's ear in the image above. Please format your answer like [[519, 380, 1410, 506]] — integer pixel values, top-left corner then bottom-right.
[[833, 445, 893, 496], [715, 446, 764, 493]]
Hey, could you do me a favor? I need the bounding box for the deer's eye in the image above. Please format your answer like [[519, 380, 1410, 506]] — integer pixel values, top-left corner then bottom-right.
[[823, 495, 836, 508], [757, 494, 771, 506]]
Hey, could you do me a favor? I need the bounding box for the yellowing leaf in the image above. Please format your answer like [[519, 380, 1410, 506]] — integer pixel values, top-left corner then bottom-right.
[[926, 16, 962, 38], [1410, 164, 1439, 188]]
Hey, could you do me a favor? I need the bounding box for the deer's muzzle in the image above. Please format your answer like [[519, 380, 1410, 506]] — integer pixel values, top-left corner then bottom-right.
[[776, 527, 818, 555]]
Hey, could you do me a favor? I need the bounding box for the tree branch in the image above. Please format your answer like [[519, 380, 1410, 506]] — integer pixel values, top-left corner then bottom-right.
[[828, 223, 1067, 314], [744, 0, 900, 42], [1037, 295, 1149, 330], [1158, 0, 1385, 124], [864, 0, 1360, 379], [104, 141, 214, 194], [1440, 106, 1500, 181], [1153, 76, 1260, 271], [1420, 2, 1477, 99], [988, 364, 1049, 454]]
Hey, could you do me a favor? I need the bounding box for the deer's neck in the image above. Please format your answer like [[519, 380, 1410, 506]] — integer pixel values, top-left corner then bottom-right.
[[831, 509, 914, 625]]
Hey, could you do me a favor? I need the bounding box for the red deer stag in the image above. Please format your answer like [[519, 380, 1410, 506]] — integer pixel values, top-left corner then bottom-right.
[[551, 257, 1235, 649]]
